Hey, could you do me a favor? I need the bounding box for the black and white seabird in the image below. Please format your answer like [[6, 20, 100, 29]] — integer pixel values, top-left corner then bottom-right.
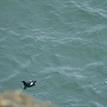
[[22, 80, 37, 89]]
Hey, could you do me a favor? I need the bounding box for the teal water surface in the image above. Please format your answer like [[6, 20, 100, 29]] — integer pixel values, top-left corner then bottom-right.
[[0, 0, 107, 107]]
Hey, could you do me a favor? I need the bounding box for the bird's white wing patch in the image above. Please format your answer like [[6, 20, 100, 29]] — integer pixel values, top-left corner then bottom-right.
[[30, 82, 33, 85]]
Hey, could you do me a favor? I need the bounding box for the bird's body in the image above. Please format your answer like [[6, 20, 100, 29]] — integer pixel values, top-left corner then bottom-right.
[[22, 80, 37, 89]]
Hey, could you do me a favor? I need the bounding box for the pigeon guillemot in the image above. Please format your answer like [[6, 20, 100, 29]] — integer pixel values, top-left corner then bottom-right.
[[22, 80, 37, 89]]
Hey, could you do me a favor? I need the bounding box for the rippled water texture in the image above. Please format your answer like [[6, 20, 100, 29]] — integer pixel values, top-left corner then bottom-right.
[[0, 0, 107, 107]]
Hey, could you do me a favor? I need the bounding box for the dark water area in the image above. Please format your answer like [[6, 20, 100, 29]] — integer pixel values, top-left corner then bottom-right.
[[0, 0, 107, 107]]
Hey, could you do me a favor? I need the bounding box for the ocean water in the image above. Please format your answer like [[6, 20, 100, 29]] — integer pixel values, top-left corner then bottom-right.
[[0, 0, 107, 107]]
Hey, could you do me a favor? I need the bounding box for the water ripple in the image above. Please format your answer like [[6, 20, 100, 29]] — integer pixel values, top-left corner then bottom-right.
[[0, 70, 20, 82]]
